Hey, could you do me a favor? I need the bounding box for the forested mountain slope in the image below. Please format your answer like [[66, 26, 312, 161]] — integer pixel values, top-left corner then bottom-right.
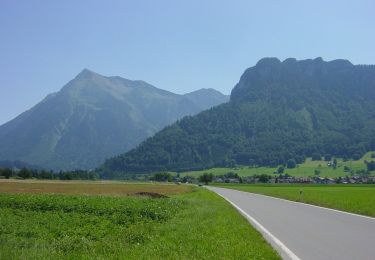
[[101, 58, 375, 177]]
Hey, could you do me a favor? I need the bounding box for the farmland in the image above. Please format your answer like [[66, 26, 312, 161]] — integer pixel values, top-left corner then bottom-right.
[[0, 180, 279, 259], [180, 151, 375, 178], [0, 179, 191, 196], [213, 183, 375, 217]]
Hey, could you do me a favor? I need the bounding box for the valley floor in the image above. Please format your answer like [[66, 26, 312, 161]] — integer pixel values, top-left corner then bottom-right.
[[180, 151, 375, 178], [0, 180, 279, 259]]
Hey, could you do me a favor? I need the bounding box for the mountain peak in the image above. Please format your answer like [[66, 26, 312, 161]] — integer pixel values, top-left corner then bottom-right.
[[59, 69, 105, 93], [75, 68, 100, 79], [81, 68, 92, 73], [187, 88, 224, 95], [231, 57, 361, 103], [327, 59, 353, 68], [282, 58, 298, 64], [256, 57, 281, 67]]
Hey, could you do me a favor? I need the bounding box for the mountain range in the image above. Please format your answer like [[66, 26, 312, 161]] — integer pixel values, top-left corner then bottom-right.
[[0, 69, 228, 170], [101, 57, 375, 177]]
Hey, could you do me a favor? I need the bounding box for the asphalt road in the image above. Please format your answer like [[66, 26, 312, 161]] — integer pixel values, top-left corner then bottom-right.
[[207, 186, 375, 260]]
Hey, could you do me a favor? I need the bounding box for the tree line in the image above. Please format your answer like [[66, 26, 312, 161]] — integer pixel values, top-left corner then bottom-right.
[[0, 168, 98, 180]]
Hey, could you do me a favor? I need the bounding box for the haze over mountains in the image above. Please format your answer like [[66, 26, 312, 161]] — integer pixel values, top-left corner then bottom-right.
[[0, 69, 228, 170], [101, 57, 375, 177]]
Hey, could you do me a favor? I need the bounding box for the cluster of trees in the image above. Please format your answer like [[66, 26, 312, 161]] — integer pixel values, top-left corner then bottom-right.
[[0, 168, 12, 179], [149, 172, 199, 184], [0, 168, 98, 180], [198, 172, 272, 184], [218, 172, 240, 179], [199, 173, 214, 185], [57, 170, 99, 180], [150, 172, 173, 182], [277, 161, 303, 173], [311, 154, 339, 161], [100, 58, 375, 176], [256, 174, 273, 183], [365, 161, 375, 172]]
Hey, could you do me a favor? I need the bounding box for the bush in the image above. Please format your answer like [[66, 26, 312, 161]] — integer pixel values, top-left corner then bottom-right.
[[333, 158, 337, 169], [199, 173, 214, 185], [312, 153, 321, 161], [277, 166, 284, 174], [18, 168, 31, 179], [295, 155, 305, 164], [224, 172, 239, 178], [0, 168, 13, 179], [324, 154, 332, 161], [366, 161, 375, 171], [356, 169, 370, 176], [151, 172, 172, 182], [258, 174, 271, 183], [286, 159, 296, 169]]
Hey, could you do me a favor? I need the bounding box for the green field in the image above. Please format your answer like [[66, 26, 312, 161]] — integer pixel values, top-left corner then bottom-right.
[[213, 183, 375, 217], [0, 181, 279, 259], [181, 151, 375, 178]]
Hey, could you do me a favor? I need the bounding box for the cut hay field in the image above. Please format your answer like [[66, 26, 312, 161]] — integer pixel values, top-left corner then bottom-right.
[[0, 179, 191, 196], [213, 183, 375, 217], [180, 151, 375, 178], [0, 180, 279, 259]]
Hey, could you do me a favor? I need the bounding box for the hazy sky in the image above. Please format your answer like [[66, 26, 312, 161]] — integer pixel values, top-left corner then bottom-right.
[[0, 0, 374, 125]]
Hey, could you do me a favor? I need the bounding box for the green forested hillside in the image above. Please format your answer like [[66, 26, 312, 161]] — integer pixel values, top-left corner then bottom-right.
[[101, 58, 375, 177]]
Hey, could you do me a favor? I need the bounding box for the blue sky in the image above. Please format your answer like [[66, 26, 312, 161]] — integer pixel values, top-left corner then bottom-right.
[[0, 0, 374, 125]]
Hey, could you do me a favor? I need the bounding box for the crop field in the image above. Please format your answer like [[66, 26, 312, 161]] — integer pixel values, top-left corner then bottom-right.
[[180, 151, 375, 178], [0, 180, 279, 259], [213, 183, 375, 217], [0, 179, 191, 196]]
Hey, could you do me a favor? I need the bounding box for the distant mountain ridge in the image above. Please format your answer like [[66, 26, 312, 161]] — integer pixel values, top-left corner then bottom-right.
[[0, 69, 228, 170], [100, 57, 375, 176]]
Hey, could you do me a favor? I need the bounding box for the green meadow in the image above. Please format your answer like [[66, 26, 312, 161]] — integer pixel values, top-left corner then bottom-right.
[[213, 183, 375, 217], [0, 181, 279, 259], [180, 152, 375, 178]]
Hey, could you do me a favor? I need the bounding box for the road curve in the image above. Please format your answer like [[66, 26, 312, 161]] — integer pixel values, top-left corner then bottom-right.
[[207, 186, 375, 260]]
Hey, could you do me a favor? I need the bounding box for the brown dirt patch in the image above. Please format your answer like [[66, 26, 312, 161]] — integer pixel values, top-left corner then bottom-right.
[[0, 179, 193, 196], [135, 191, 169, 198]]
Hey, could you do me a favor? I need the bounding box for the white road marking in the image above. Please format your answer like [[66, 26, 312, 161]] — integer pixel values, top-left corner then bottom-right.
[[213, 190, 301, 260]]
